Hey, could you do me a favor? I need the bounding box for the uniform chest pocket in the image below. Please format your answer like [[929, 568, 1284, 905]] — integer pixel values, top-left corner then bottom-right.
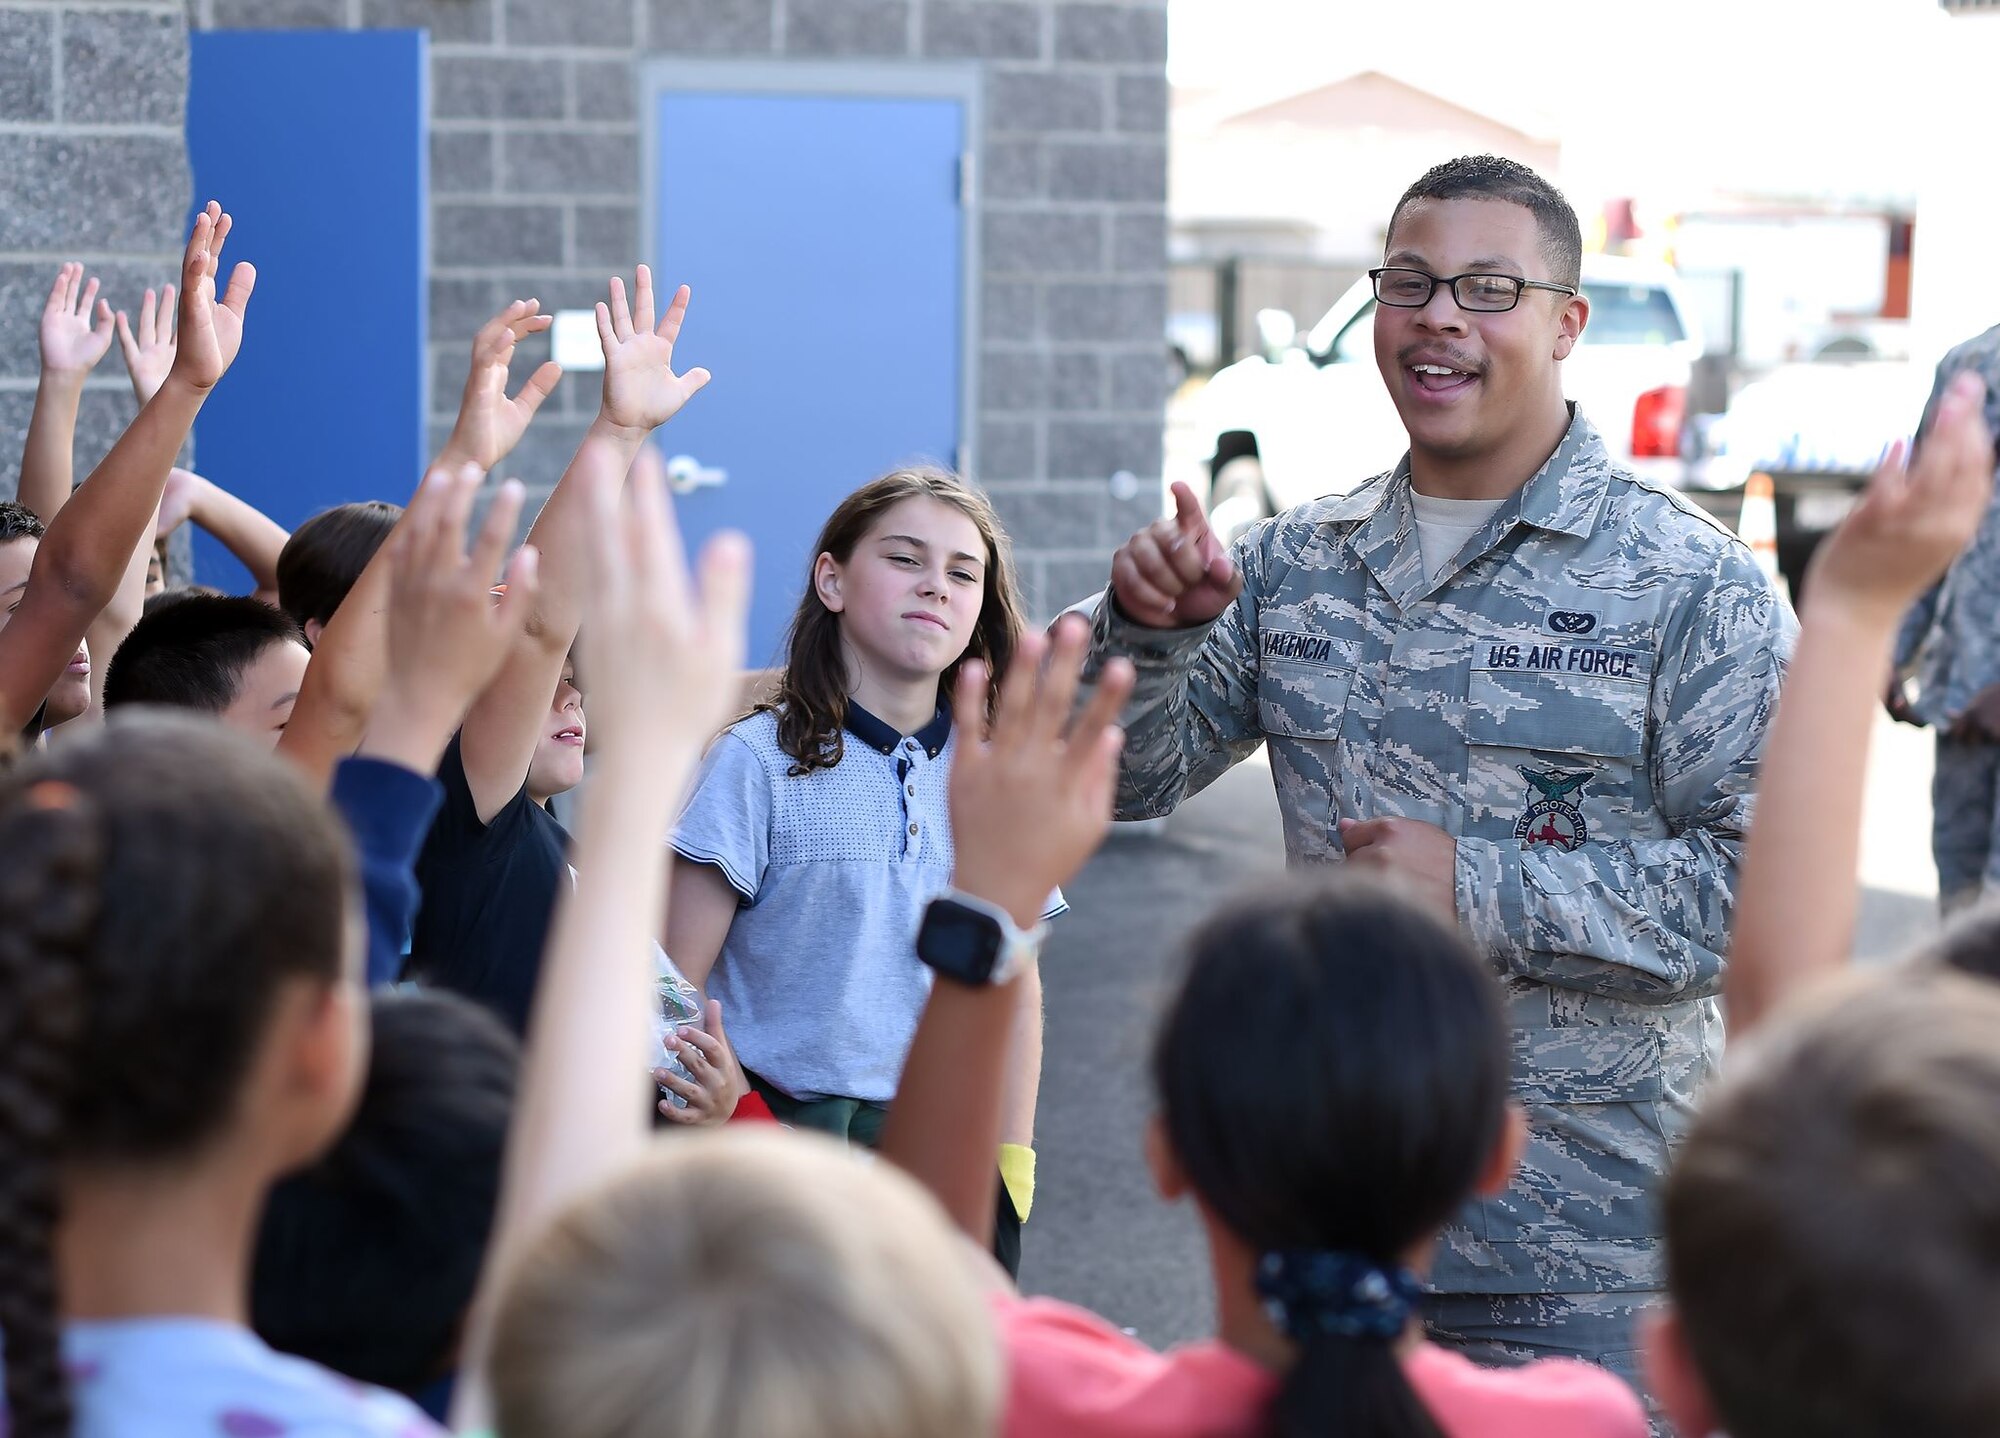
[[1463, 655, 1650, 761], [1258, 661, 1355, 741]]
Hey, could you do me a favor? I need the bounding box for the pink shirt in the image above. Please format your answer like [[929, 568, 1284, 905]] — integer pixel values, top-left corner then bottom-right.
[[998, 1296, 1649, 1438]]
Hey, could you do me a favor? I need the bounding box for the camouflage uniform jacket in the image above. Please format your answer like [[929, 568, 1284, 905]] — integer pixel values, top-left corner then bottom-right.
[[1894, 325, 2000, 724], [1087, 410, 1795, 1296]]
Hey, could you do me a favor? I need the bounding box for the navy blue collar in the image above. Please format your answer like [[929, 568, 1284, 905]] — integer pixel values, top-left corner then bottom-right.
[[844, 699, 951, 759]]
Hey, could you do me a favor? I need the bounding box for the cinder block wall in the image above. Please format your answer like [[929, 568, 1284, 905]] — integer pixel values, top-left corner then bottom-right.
[[0, 1, 193, 492], [137, 0, 1163, 619]]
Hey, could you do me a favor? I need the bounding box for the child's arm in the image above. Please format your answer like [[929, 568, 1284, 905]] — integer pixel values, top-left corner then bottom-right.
[[0, 203, 252, 733], [878, 620, 1133, 1244], [158, 468, 291, 603], [1728, 370, 1994, 1036], [661, 859, 740, 991], [453, 447, 750, 1430], [458, 270, 709, 821], [17, 264, 116, 523]]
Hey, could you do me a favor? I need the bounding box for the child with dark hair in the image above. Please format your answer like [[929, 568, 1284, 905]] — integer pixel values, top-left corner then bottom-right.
[[277, 501, 403, 641], [252, 989, 518, 1417], [0, 501, 92, 732], [879, 622, 1649, 1438], [666, 465, 1052, 1267], [103, 593, 309, 738]]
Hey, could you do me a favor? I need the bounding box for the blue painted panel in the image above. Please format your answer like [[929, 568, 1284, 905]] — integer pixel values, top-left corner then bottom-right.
[[185, 30, 428, 594], [652, 89, 963, 666]]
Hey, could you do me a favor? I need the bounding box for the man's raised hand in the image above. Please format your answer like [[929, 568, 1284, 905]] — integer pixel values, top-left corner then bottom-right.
[[948, 617, 1135, 928], [40, 263, 115, 379], [167, 201, 255, 396], [1808, 371, 1994, 625], [1110, 480, 1244, 629], [438, 300, 563, 473], [114, 283, 178, 406], [594, 267, 711, 439]]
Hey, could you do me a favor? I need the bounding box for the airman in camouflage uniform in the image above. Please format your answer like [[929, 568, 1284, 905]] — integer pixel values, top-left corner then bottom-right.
[[1085, 157, 1796, 1397], [1894, 325, 2000, 914]]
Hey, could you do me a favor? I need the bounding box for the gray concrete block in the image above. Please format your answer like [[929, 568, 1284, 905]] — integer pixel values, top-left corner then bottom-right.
[[574, 201, 638, 268], [785, 0, 909, 55], [0, 384, 145, 496], [0, 135, 190, 253], [984, 209, 1102, 274], [982, 280, 1037, 341], [435, 54, 567, 120], [1110, 208, 1165, 270], [1049, 350, 1102, 410], [1047, 416, 1161, 479], [1039, 551, 1113, 615], [209, 0, 346, 26], [360, 0, 497, 42], [63, 9, 186, 126], [494, 416, 590, 489], [1102, 481, 1158, 545], [646, 0, 772, 52], [488, 272, 611, 314], [977, 416, 1038, 480], [1048, 139, 1165, 202], [981, 140, 1042, 201], [1042, 280, 1163, 342], [1053, 2, 1165, 61], [574, 57, 637, 120], [980, 348, 1044, 411], [1114, 71, 1166, 133], [0, 260, 172, 382], [433, 201, 566, 266], [430, 275, 504, 341], [505, 0, 633, 47], [987, 481, 1102, 549], [989, 67, 1102, 134], [501, 128, 639, 196], [1108, 346, 1164, 411], [921, 0, 1040, 59], [0, 9, 54, 122], [431, 128, 495, 195]]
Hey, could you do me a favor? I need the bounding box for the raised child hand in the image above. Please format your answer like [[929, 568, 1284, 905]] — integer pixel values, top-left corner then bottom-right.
[[594, 267, 711, 437], [439, 300, 563, 473], [577, 442, 748, 767], [115, 283, 179, 407], [39, 263, 115, 378], [948, 617, 1135, 927], [1807, 371, 1994, 625], [167, 201, 256, 395]]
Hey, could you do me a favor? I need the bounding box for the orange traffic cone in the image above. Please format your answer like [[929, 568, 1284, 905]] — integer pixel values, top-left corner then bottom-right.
[[1740, 471, 1789, 604]]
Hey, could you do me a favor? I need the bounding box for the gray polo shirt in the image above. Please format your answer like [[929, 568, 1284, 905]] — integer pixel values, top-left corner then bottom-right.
[[671, 701, 1064, 1103]]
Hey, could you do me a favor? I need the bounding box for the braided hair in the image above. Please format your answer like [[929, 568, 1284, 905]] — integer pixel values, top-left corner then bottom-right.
[[0, 713, 356, 1437]]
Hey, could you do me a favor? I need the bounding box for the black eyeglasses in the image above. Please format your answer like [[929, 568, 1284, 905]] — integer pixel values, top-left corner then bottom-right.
[[1368, 267, 1578, 313]]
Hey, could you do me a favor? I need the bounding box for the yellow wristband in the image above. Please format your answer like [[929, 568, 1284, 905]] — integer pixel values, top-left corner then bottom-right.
[[999, 1143, 1037, 1223]]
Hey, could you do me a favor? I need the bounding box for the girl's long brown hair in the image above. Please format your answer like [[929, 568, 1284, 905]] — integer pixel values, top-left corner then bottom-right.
[[758, 467, 1024, 775]]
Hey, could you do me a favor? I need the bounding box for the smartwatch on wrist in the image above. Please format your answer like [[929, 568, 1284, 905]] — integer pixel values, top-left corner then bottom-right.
[[916, 889, 1047, 987]]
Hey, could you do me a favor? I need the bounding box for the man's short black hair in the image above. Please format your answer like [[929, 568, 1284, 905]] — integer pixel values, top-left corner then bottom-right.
[[104, 594, 306, 713], [277, 501, 402, 629], [1388, 154, 1583, 289], [0, 500, 47, 544], [252, 990, 520, 1395]]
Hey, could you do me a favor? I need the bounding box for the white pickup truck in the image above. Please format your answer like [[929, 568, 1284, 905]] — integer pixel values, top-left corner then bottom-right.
[[1189, 256, 1705, 544]]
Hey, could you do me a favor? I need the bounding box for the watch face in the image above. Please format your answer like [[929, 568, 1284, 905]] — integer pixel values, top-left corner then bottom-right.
[[919, 902, 1002, 985]]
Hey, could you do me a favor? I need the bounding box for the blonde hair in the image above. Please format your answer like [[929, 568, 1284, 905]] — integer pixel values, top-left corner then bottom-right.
[[489, 1127, 1002, 1438]]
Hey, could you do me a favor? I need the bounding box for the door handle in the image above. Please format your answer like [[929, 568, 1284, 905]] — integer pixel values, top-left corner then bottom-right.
[[665, 454, 728, 495]]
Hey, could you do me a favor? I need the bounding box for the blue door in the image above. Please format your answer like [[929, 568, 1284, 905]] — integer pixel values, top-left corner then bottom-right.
[[650, 86, 966, 666], [186, 30, 428, 594]]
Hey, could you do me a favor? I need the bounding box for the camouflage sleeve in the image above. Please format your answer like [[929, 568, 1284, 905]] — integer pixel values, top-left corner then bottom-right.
[[1455, 551, 1797, 1003], [1893, 583, 1940, 673], [1084, 533, 1266, 821]]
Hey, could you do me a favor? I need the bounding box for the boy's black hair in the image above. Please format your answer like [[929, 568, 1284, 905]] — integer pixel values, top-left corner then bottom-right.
[[1152, 876, 1508, 1438], [104, 594, 306, 714], [141, 583, 225, 619], [1388, 154, 1584, 289], [0, 714, 355, 1436], [277, 501, 402, 630], [253, 989, 520, 1396], [0, 499, 48, 543], [1916, 900, 2000, 983]]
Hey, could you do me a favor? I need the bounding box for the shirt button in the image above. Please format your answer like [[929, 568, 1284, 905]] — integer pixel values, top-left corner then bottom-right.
[[908, 822, 920, 836], [906, 783, 917, 797]]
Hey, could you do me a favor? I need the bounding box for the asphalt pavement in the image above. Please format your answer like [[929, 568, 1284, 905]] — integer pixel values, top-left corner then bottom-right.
[[1018, 720, 1943, 1343]]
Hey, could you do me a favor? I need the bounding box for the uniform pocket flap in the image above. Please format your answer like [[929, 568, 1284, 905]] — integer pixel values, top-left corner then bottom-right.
[[1510, 1023, 1666, 1104], [1258, 661, 1355, 739], [1465, 668, 1647, 760]]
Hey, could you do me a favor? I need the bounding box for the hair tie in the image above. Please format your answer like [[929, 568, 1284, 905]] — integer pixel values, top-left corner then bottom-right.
[[1255, 1250, 1421, 1342]]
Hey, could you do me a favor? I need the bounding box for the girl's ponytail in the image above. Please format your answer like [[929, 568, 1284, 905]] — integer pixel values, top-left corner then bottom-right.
[[0, 782, 105, 1438], [1257, 1251, 1441, 1438]]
